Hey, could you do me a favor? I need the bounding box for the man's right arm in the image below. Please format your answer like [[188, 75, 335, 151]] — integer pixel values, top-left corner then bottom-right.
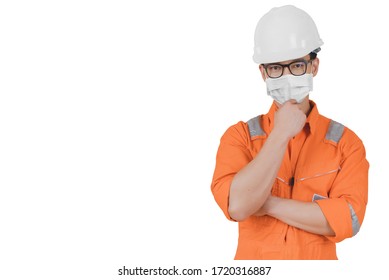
[[228, 101, 306, 221]]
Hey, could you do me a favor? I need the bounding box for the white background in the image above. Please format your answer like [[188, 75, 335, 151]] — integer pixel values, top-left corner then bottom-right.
[[0, 0, 387, 279]]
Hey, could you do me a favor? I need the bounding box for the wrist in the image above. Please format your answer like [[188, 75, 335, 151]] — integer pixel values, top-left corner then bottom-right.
[[268, 129, 290, 146]]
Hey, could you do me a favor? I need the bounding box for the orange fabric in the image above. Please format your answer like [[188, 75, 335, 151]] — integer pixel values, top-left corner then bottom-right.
[[210, 100, 369, 259]]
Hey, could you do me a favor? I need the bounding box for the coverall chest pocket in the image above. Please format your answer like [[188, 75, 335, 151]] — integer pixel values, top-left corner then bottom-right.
[[272, 177, 292, 198], [293, 166, 341, 202]]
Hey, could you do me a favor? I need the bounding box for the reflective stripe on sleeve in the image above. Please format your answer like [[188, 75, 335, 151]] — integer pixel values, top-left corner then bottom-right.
[[247, 115, 265, 138], [325, 120, 344, 143], [348, 203, 361, 236]]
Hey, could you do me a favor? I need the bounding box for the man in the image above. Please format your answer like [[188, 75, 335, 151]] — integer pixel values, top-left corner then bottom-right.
[[210, 5, 369, 260]]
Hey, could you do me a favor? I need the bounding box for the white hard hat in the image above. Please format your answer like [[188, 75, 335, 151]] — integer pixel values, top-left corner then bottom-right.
[[253, 5, 323, 64]]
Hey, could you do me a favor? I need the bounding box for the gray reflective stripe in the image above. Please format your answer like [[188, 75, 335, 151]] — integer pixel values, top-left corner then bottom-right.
[[325, 120, 344, 143], [312, 193, 328, 201], [247, 115, 265, 138], [348, 203, 360, 236]]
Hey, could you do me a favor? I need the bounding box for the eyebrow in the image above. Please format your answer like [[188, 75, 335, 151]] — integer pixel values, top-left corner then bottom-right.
[[269, 59, 306, 65]]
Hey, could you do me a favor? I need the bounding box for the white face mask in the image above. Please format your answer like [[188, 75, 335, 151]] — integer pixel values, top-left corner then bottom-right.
[[265, 74, 313, 104]]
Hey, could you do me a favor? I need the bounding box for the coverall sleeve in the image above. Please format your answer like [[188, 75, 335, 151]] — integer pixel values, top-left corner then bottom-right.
[[211, 122, 252, 221], [316, 130, 369, 243]]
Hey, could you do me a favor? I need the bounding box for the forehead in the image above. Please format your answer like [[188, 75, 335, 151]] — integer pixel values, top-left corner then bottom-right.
[[269, 54, 311, 64]]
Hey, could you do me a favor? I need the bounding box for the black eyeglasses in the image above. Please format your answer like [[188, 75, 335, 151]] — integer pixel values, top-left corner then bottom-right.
[[263, 59, 312, 79]]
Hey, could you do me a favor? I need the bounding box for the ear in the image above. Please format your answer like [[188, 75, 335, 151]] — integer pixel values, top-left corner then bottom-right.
[[259, 64, 267, 81], [311, 57, 319, 77]]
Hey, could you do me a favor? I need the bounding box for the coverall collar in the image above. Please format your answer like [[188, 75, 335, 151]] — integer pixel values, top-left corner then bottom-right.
[[264, 100, 320, 135]]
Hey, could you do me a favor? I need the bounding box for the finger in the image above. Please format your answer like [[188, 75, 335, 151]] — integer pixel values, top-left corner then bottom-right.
[[288, 99, 297, 104]]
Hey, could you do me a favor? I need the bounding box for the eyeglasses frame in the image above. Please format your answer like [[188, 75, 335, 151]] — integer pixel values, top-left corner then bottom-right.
[[262, 59, 313, 79]]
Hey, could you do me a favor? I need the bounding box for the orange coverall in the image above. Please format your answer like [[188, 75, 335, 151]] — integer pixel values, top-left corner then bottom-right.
[[211, 101, 369, 259]]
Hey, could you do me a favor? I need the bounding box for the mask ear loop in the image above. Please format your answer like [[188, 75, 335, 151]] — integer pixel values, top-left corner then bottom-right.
[[307, 61, 314, 99]]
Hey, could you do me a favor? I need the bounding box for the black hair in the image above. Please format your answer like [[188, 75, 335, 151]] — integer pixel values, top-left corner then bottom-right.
[[309, 47, 321, 60]]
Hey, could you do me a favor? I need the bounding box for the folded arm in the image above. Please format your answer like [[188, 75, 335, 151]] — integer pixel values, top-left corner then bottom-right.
[[255, 196, 335, 236]]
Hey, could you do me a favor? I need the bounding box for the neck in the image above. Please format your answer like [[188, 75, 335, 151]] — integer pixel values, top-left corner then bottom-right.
[[300, 99, 311, 115]]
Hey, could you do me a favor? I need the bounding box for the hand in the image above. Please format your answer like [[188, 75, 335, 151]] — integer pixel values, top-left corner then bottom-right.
[[272, 100, 306, 140], [254, 207, 267, 216]]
